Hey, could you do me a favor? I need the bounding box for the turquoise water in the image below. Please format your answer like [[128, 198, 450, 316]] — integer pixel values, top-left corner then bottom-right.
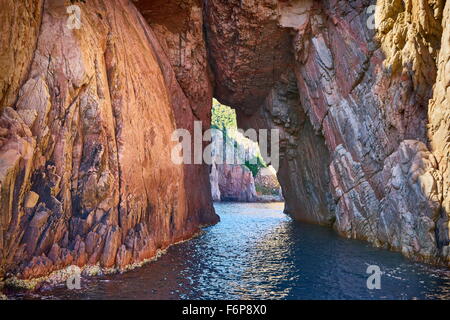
[[12, 202, 450, 300]]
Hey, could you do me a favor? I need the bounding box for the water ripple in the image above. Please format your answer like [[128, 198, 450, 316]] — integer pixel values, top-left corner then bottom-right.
[[12, 202, 450, 300]]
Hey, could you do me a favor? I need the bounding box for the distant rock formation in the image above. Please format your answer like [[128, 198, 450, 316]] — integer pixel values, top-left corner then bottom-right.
[[208, 124, 258, 202], [210, 163, 284, 203], [0, 0, 218, 282]]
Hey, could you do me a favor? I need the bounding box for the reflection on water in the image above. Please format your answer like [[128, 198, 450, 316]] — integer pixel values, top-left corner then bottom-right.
[[11, 202, 450, 300]]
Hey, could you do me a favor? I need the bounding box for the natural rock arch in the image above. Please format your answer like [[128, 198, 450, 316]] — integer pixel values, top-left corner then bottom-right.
[[141, 0, 449, 265]]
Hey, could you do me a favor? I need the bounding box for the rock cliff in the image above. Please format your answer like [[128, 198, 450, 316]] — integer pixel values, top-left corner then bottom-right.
[[0, 0, 449, 284], [0, 0, 218, 282], [208, 124, 258, 202]]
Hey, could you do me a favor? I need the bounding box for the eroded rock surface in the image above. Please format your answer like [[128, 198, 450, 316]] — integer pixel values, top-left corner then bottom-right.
[[210, 163, 257, 202], [208, 126, 258, 202]]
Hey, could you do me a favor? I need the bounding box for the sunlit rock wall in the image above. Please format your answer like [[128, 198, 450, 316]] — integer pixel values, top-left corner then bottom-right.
[[0, 0, 218, 281]]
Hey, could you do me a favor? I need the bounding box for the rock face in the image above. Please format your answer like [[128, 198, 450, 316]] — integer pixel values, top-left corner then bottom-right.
[[255, 167, 283, 202], [132, 0, 213, 122], [1, 0, 449, 282], [0, 0, 218, 281], [428, 1, 450, 257], [0, 0, 43, 111], [210, 162, 222, 201], [210, 163, 257, 202], [204, 0, 450, 265]]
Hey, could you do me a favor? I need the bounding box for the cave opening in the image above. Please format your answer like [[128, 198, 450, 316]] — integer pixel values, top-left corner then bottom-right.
[[209, 99, 283, 203]]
